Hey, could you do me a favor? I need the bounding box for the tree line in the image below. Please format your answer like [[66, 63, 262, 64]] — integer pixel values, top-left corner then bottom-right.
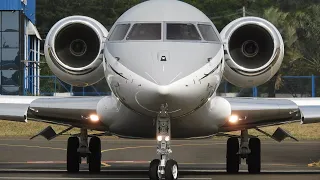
[[36, 0, 320, 97]]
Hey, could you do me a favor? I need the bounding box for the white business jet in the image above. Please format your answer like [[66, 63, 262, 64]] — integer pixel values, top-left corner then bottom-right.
[[1, 0, 320, 179]]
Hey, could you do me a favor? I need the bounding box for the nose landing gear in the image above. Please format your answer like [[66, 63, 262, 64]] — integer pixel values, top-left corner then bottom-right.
[[149, 104, 179, 180]]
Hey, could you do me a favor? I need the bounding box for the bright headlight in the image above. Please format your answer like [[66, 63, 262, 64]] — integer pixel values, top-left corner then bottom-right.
[[165, 136, 170, 141]]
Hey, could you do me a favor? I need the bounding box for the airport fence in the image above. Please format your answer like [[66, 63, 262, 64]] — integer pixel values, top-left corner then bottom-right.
[[217, 75, 317, 97], [24, 75, 111, 96], [23, 75, 319, 97]]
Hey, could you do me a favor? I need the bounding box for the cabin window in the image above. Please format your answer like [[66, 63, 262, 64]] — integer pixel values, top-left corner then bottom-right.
[[126, 23, 161, 40], [166, 23, 201, 41], [197, 24, 220, 42], [109, 24, 130, 41]]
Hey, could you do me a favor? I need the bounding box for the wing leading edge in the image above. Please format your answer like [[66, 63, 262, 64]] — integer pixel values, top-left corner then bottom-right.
[[0, 96, 108, 131], [219, 97, 320, 132]]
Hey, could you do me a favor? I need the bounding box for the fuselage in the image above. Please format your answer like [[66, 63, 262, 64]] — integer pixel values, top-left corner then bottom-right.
[[103, 0, 225, 119], [93, 0, 234, 139]]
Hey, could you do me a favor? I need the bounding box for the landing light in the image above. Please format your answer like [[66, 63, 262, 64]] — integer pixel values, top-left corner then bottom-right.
[[157, 135, 163, 141], [165, 136, 170, 142], [229, 115, 239, 124], [157, 135, 170, 141], [90, 114, 100, 122]]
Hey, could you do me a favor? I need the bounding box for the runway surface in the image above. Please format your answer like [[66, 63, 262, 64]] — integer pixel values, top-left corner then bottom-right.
[[0, 137, 319, 179]]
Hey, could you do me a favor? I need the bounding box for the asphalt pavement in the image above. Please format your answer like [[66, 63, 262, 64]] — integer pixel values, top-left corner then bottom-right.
[[0, 137, 318, 180]]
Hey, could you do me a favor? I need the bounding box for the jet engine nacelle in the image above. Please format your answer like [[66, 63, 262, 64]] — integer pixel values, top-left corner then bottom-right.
[[220, 17, 284, 88], [44, 16, 108, 86]]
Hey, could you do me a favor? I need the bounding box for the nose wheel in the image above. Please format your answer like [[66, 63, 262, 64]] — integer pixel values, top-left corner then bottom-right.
[[149, 159, 161, 180], [149, 104, 179, 180], [165, 159, 179, 180], [149, 159, 179, 180]]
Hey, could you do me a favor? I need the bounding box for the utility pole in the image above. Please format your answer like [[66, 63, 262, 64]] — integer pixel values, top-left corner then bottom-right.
[[243, 0, 247, 17]]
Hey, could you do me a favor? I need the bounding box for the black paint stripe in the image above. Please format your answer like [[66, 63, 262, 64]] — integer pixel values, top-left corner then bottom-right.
[[109, 65, 128, 80], [199, 59, 223, 80]]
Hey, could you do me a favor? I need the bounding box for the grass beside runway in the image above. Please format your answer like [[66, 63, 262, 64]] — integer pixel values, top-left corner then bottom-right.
[[0, 120, 81, 137], [223, 122, 320, 140], [308, 161, 320, 167], [0, 120, 320, 140]]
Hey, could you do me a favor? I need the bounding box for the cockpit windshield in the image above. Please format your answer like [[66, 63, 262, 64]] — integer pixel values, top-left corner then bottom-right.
[[197, 24, 220, 42], [109, 24, 130, 41], [126, 23, 161, 40], [166, 23, 201, 41], [109, 22, 220, 42]]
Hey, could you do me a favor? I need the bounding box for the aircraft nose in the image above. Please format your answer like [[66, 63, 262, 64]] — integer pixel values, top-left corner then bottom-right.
[[144, 51, 198, 86], [106, 42, 221, 86], [158, 86, 169, 96], [145, 71, 182, 86]]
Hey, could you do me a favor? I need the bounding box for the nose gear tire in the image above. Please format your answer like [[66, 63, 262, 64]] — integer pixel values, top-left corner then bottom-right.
[[165, 159, 179, 180]]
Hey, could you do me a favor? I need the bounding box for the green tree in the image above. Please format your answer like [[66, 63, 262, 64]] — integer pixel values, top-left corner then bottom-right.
[[262, 7, 302, 96], [295, 5, 320, 75], [35, 0, 320, 96]]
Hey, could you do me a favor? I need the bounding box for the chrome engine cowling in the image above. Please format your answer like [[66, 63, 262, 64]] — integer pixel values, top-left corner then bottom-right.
[[220, 16, 284, 88], [44, 16, 108, 86]]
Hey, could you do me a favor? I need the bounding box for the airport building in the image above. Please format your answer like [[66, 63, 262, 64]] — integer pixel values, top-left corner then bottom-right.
[[0, 0, 41, 95]]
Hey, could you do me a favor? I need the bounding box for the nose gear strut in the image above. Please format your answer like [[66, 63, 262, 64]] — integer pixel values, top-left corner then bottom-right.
[[149, 104, 179, 180]]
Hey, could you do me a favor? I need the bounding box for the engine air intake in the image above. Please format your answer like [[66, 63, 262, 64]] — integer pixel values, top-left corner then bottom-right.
[[220, 17, 284, 88]]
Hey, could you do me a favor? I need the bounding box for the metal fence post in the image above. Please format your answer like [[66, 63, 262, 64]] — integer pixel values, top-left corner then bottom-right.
[[54, 76, 57, 94], [224, 81, 228, 93], [252, 87, 258, 97], [256, 87, 258, 97], [312, 75, 315, 97]]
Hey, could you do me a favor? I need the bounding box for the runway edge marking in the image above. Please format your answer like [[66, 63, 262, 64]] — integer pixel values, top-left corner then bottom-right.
[[0, 169, 319, 173], [0, 177, 212, 180]]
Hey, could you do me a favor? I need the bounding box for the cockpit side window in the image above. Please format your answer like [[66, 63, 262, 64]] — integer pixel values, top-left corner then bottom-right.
[[166, 23, 201, 41], [197, 24, 220, 42], [126, 23, 161, 40], [109, 24, 130, 41]]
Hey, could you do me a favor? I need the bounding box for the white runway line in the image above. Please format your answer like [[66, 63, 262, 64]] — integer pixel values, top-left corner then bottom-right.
[[0, 169, 319, 173], [0, 178, 212, 180]]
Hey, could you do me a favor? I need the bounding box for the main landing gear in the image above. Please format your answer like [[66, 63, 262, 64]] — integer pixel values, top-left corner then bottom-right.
[[226, 130, 261, 174], [67, 128, 101, 173], [149, 104, 179, 180]]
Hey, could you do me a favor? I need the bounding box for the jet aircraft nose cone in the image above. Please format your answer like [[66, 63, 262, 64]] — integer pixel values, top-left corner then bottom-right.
[[158, 86, 169, 96]]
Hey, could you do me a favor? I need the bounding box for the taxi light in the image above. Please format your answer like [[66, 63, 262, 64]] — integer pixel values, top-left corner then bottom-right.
[[165, 136, 170, 141], [229, 115, 239, 124], [89, 114, 100, 122]]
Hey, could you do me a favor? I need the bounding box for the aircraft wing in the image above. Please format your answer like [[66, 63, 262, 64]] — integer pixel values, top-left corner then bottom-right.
[[219, 97, 320, 132], [0, 96, 110, 130]]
